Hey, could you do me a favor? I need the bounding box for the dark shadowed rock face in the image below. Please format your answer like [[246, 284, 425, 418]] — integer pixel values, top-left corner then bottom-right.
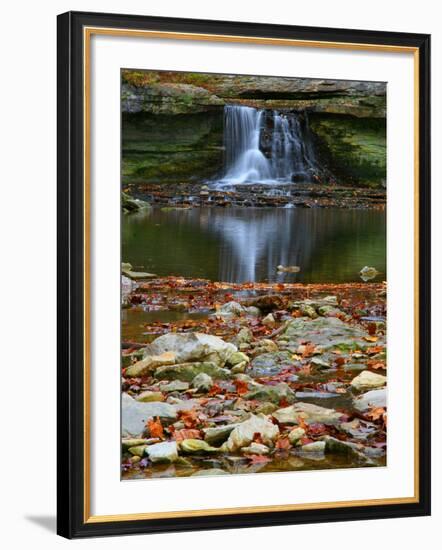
[[121, 71, 386, 187]]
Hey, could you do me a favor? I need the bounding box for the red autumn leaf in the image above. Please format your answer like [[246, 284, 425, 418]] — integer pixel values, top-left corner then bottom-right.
[[147, 417, 164, 439], [233, 379, 249, 396], [307, 422, 327, 436], [207, 383, 223, 396]]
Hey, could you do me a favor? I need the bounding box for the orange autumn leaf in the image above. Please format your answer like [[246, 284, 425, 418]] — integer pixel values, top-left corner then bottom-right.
[[366, 346, 384, 355], [179, 409, 199, 428], [275, 437, 291, 451], [207, 383, 223, 396], [147, 417, 164, 439], [369, 361, 386, 370], [366, 406, 386, 422], [233, 379, 249, 396], [364, 336, 379, 343]]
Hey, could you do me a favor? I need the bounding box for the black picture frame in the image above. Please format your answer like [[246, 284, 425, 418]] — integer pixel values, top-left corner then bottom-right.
[[57, 10, 431, 539]]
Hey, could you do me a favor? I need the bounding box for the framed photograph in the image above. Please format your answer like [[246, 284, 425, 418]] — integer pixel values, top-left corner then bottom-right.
[[57, 11, 431, 538]]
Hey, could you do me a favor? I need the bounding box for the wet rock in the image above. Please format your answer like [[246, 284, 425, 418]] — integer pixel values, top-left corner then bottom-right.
[[243, 294, 283, 313], [273, 402, 342, 425], [222, 414, 279, 452], [317, 305, 341, 317], [146, 441, 178, 463], [128, 445, 147, 457], [253, 339, 279, 354], [299, 304, 318, 318], [323, 436, 364, 460], [122, 262, 156, 280], [249, 351, 295, 377], [231, 362, 247, 374], [360, 266, 380, 282], [122, 275, 137, 305], [311, 356, 332, 369], [143, 332, 237, 367], [125, 351, 177, 378], [166, 397, 199, 412], [217, 301, 244, 317], [136, 391, 165, 403], [233, 327, 254, 345], [339, 418, 378, 440], [203, 423, 239, 446], [245, 306, 261, 317], [262, 313, 276, 327], [277, 265, 300, 273], [155, 362, 231, 382], [353, 388, 387, 412], [350, 370, 387, 391], [255, 402, 278, 415], [192, 372, 213, 392], [278, 316, 367, 349], [161, 380, 190, 392], [241, 442, 270, 455], [226, 351, 250, 367], [288, 427, 306, 445], [244, 382, 295, 404], [179, 439, 219, 454], [122, 393, 177, 437], [300, 441, 326, 453]]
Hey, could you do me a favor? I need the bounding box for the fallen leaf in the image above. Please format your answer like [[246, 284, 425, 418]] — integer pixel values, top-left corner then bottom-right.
[[179, 409, 199, 428], [147, 417, 164, 439], [233, 379, 249, 396], [275, 437, 291, 450]]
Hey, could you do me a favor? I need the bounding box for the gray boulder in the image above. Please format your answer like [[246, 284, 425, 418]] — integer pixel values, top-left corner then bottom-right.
[[278, 316, 368, 350], [272, 402, 342, 425], [353, 388, 387, 412], [143, 332, 237, 367], [146, 441, 178, 463], [244, 382, 295, 404], [155, 362, 231, 382], [122, 393, 177, 437]]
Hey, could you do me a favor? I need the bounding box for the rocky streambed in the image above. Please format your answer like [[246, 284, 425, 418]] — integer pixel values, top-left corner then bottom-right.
[[125, 182, 386, 209], [121, 277, 387, 480]]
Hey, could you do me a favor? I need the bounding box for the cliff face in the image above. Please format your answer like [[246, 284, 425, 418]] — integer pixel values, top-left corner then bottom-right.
[[121, 71, 386, 186]]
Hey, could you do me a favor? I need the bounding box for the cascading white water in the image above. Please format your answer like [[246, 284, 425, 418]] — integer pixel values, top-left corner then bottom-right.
[[222, 106, 272, 184], [219, 104, 318, 185]]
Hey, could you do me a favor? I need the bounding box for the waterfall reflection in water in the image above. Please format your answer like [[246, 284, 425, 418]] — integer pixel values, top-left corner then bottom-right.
[[122, 207, 386, 284]]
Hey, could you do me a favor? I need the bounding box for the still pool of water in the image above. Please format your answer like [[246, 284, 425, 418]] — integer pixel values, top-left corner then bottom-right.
[[122, 207, 386, 284]]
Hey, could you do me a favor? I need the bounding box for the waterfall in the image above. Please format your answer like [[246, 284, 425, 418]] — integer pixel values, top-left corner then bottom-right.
[[223, 106, 272, 184], [218, 105, 319, 185]]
